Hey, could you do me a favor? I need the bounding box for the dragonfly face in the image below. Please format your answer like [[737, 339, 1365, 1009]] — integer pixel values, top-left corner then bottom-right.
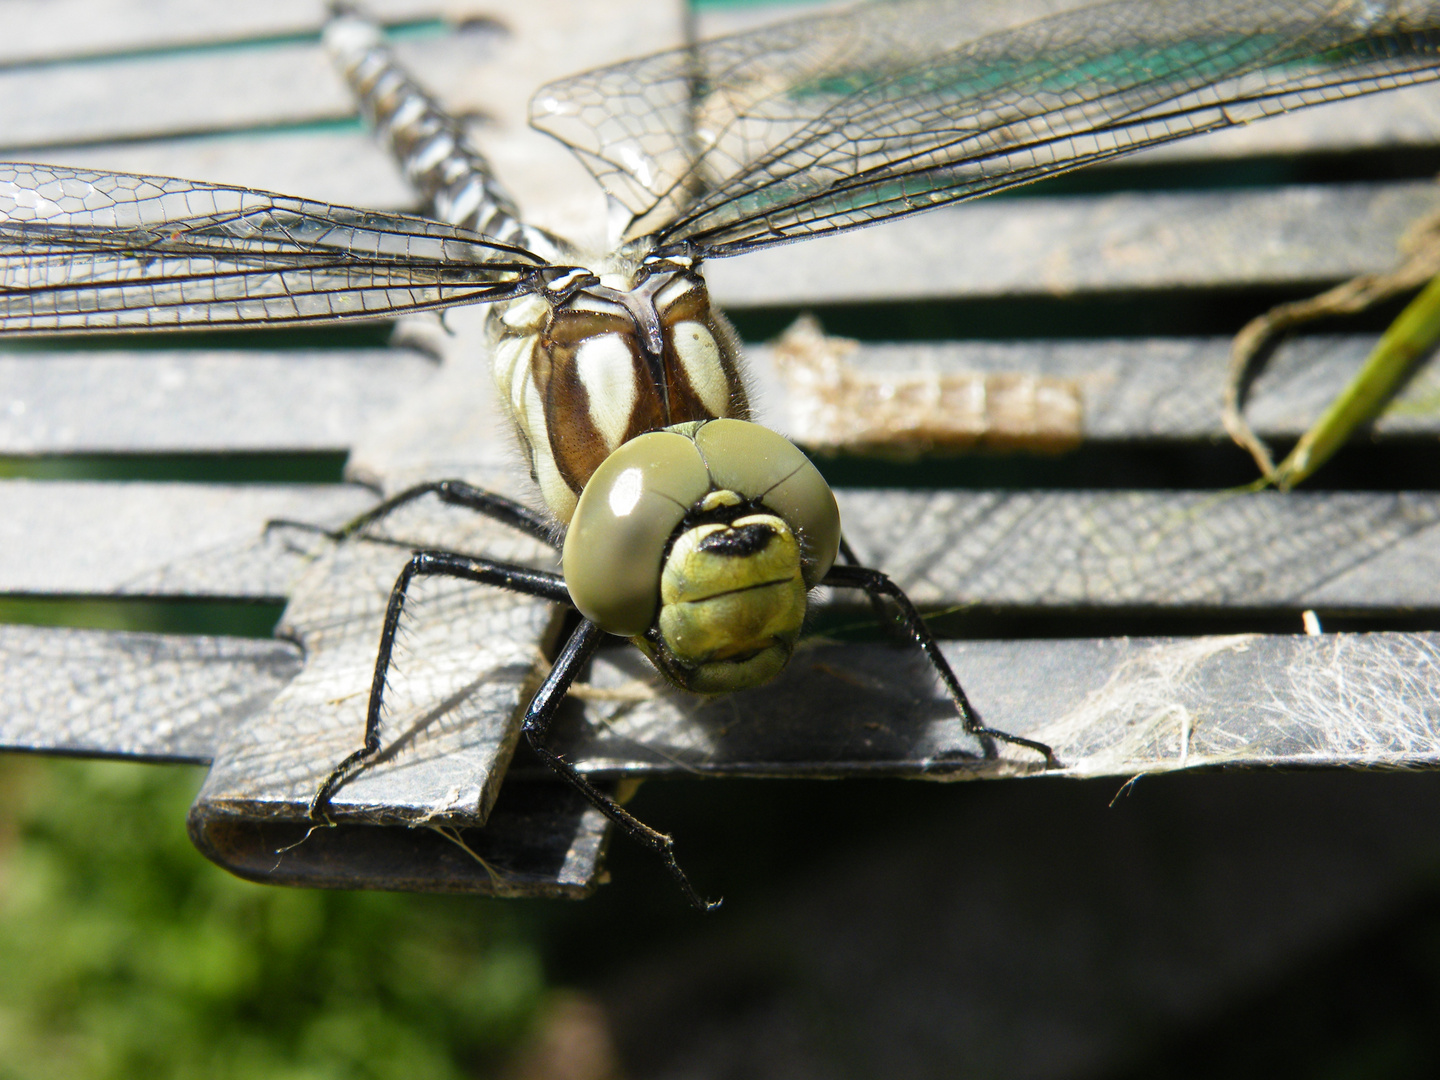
[[563, 418, 841, 694]]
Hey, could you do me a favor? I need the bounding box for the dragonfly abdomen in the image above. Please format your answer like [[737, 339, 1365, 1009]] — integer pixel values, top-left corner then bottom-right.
[[323, 12, 561, 259]]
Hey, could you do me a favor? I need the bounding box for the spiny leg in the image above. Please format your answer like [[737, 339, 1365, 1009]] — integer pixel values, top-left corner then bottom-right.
[[337, 480, 555, 544], [308, 550, 571, 819], [523, 619, 721, 912], [839, 535, 899, 637], [823, 562, 1058, 768], [270, 480, 556, 552], [318, 480, 553, 544]]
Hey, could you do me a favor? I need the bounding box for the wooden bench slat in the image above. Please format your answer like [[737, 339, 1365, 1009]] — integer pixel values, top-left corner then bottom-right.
[[0, 43, 352, 149], [0, 623, 300, 760], [20, 617, 1429, 825], [8, 333, 1439, 457], [0, 481, 376, 597], [0, 0, 450, 64], [570, 631, 1440, 778], [8, 479, 1439, 610], [2, 32, 532, 151], [0, 349, 438, 454], [196, 509, 558, 829], [833, 488, 1440, 610], [189, 782, 609, 899], [12, 619, 1435, 894], [707, 182, 1440, 306]]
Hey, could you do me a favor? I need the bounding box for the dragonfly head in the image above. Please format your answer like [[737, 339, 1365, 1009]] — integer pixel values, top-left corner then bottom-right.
[[561, 419, 840, 694]]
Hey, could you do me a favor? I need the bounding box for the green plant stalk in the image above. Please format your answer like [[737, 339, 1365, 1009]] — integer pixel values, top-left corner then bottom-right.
[[1275, 271, 1440, 490]]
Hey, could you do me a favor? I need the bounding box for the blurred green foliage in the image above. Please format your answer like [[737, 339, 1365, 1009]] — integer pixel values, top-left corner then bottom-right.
[[0, 756, 548, 1080]]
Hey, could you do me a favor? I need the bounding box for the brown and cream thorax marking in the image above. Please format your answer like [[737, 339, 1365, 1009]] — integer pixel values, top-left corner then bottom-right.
[[490, 259, 750, 524]]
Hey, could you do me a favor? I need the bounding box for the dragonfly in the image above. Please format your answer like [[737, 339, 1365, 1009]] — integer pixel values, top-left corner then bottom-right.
[[4, 0, 1440, 908]]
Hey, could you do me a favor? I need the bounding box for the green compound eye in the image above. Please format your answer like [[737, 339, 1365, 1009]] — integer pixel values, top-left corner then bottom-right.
[[563, 430, 710, 636], [693, 419, 840, 587], [563, 420, 841, 647]]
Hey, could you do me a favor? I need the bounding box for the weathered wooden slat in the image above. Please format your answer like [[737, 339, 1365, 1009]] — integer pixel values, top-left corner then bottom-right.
[[568, 631, 1440, 778], [0, 481, 376, 597], [140, 480, 575, 887], [1, 30, 536, 152], [0, 42, 350, 149], [0, 623, 300, 761], [49, 616, 1437, 836], [11, 480, 1440, 609], [10, 333, 1437, 457], [0, 349, 438, 454], [0, 174, 1426, 321], [837, 488, 1440, 610], [200, 613, 1428, 890], [11, 622, 1433, 898], [707, 182, 1440, 306], [0, 0, 452, 64]]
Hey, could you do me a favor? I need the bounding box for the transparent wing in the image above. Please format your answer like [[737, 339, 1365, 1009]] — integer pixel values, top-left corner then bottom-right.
[[0, 163, 555, 333], [531, 0, 1440, 257]]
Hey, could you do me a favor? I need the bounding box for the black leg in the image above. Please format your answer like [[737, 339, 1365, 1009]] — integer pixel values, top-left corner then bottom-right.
[[823, 562, 1058, 768], [308, 550, 572, 820], [524, 619, 721, 912], [271, 480, 557, 549], [839, 535, 899, 635]]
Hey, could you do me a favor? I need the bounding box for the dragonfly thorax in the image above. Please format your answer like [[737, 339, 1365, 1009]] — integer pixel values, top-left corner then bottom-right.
[[490, 263, 749, 524], [562, 419, 841, 694]]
